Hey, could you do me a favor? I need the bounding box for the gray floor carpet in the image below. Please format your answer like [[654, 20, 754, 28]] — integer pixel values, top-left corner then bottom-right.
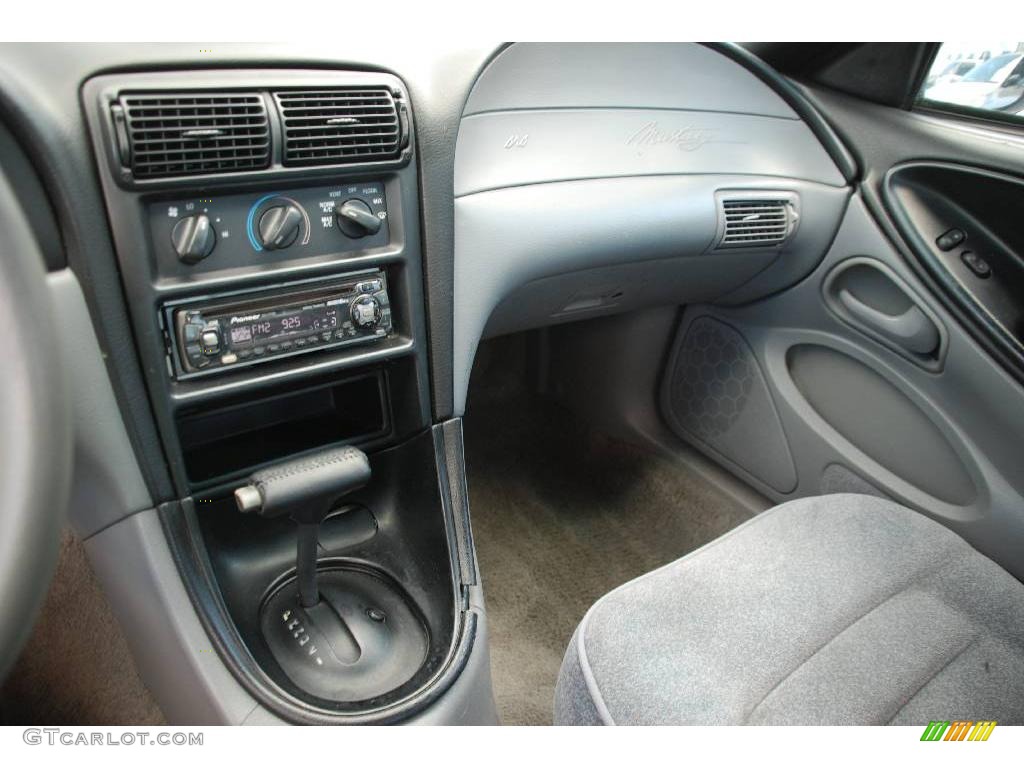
[[464, 336, 755, 725]]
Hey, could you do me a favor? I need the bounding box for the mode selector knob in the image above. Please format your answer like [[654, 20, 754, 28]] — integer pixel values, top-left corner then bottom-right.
[[171, 214, 216, 265], [335, 199, 382, 238], [350, 295, 381, 329], [258, 204, 303, 250]]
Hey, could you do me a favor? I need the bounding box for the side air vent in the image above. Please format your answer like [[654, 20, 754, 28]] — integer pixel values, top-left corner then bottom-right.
[[274, 88, 403, 167], [117, 93, 271, 179], [715, 194, 799, 249]]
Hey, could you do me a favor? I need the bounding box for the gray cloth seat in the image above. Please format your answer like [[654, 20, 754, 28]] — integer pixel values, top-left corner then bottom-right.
[[554, 494, 1024, 725]]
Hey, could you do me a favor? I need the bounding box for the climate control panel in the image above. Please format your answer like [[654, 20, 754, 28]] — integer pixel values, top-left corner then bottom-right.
[[148, 181, 390, 276]]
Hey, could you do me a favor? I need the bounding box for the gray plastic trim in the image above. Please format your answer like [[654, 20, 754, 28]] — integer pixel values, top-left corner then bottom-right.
[[453, 174, 848, 414], [83, 508, 259, 725], [462, 43, 798, 119], [821, 256, 949, 371], [48, 270, 152, 537], [455, 108, 845, 196]]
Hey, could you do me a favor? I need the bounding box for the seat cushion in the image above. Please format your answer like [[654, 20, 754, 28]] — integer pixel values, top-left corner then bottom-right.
[[554, 494, 1024, 725]]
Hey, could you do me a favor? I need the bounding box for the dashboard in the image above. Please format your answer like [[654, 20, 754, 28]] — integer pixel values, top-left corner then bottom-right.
[[0, 42, 855, 724]]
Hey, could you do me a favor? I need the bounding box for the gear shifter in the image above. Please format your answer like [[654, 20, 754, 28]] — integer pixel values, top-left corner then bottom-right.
[[234, 446, 371, 607], [232, 445, 428, 703]]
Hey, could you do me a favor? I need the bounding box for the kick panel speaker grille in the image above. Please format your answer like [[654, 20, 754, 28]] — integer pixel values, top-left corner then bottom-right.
[[119, 93, 271, 179], [274, 88, 401, 167], [663, 316, 797, 493], [717, 196, 797, 248]]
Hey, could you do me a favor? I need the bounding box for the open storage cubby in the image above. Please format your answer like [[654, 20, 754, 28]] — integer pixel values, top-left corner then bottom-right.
[[177, 370, 391, 485]]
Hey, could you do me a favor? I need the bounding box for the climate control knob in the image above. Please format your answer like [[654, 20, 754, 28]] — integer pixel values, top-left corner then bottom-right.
[[171, 214, 216, 265], [350, 295, 381, 329], [335, 199, 382, 238], [258, 204, 303, 250]]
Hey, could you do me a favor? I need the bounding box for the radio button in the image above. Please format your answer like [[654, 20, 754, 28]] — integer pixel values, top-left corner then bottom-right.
[[184, 323, 203, 343], [356, 279, 383, 294], [237, 349, 253, 360], [279, 341, 293, 351], [200, 330, 221, 355], [220, 353, 238, 365], [253, 346, 266, 356], [351, 295, 381, 328], [267, 344, 281, 353]]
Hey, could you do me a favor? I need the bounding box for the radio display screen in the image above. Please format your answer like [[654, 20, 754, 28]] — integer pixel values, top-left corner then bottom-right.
[[227, 303, 341, 347]]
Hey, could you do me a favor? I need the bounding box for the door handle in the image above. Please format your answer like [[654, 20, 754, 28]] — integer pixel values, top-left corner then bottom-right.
[[837, 289, 940, 356]]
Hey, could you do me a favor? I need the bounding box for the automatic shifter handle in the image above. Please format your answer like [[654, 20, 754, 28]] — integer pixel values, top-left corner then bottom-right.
[[234, 446, 371, 607]]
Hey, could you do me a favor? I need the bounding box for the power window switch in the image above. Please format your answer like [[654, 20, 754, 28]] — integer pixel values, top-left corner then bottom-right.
[[960, 251, 992, 279], [937, 228, 966, 251]]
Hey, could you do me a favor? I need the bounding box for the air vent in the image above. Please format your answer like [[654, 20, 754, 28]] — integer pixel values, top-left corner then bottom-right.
[[117, 93, 270, 179], [716, 195, 799, 249], [274, 88, 403, 167]]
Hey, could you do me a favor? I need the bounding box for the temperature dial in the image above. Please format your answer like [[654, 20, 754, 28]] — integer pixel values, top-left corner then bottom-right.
[[258, 204, 304, 250]]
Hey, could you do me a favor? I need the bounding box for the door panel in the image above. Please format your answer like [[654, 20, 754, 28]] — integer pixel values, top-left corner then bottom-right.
[[806, 84, 1024, 383], [662, 194, 1024, 580], [660, 76, 1024, 579]]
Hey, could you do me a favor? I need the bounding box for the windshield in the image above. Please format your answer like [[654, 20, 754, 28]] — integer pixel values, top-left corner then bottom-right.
[[962, 53, 1020, 82]]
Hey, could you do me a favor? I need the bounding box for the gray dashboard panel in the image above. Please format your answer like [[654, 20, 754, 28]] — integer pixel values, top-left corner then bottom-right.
[[456, 109, 845, 196], [462, 42, 798, 118], [452, 42, 849, 415], [453, 174, 848, 413]]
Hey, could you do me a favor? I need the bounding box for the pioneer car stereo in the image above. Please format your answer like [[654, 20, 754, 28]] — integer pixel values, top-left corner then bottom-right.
[[161, 270, 393, 379]]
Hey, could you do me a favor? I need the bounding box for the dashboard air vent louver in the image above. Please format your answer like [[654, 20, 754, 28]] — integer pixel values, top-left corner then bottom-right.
[[274, 88, 402, 167], [118, 92, 271, 179], [717, 196, 798, 249]]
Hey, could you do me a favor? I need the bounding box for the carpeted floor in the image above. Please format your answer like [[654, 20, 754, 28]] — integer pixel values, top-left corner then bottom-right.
[[464, 335, 755, 725], [0, 528, 165, 725]]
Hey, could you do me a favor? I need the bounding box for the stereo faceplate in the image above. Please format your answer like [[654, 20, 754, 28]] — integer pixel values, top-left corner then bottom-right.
[[162, 270, 393, 380]]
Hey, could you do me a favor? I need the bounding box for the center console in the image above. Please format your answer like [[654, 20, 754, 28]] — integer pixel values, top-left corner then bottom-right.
[[82, 68, 488, 723]]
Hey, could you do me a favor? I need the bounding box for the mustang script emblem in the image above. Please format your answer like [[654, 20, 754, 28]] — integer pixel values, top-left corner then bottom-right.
[[626, 121, 716, 152]]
